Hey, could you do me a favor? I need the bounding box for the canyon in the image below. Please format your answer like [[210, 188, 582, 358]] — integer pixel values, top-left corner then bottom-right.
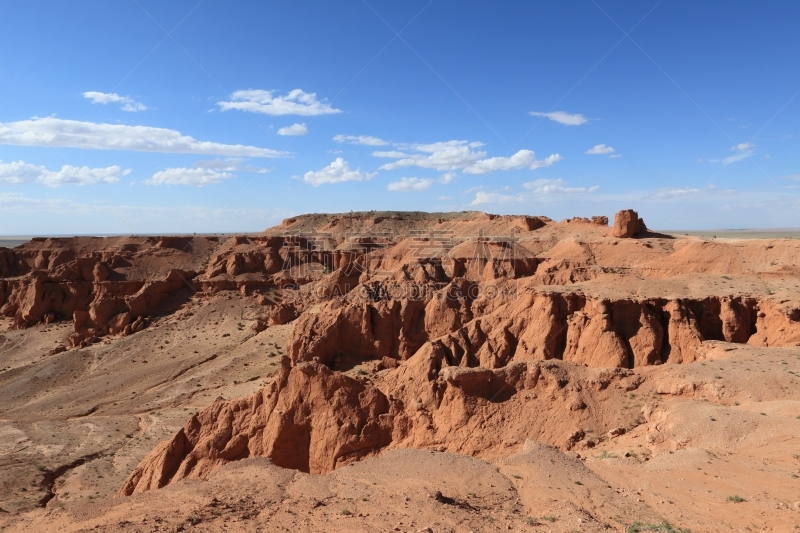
[[1, 210, 799, 532]]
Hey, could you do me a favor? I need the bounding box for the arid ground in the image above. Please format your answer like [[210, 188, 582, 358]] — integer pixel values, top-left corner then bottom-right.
[[1, 210, 799, 532]]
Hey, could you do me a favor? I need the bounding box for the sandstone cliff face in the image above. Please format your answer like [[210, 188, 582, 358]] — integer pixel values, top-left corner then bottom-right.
[[285, 288, 788, 372], [120, 340, 649, 494], [109, 209, 800, 497], [119, 357, 397, 495]]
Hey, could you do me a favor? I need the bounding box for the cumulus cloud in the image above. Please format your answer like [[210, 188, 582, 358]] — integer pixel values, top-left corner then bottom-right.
[[469, 191, 522, 205], [277, 123, 308, 136], [586, 144, 615, 155], [378, 140, 486, 171], [0, 118, 283, 157], [387, 177, 433, 192], [0, 160, 129, 186], [374, 141, 560, 175], [83, 91, 147, 112], [333, 134, 388, 146], [463, 150, 562, 174], [146, 167, 234, 186], [439, 172, 457, 184], [217, 89, 340, 116], [469, 179, 598, 206], [523, 178, 599, 195], [300, 158, 376, 186], [529, 111, 587, 126], [530, 154, 564, 169]]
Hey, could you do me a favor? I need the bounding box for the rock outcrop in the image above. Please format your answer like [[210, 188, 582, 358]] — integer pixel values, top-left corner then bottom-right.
[[105, 209, 800, 497], [612, 209, 643, 238], [119, 357, 397, 495], [120, 345, 650, 494], [286, 288, 794, 371]]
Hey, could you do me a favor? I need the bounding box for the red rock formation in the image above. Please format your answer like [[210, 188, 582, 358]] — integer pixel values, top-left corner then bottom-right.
[[121, 342, 651, 495], [107, 210, 800, 498], [119, 357, 397, 495], [748, 300, 800, 346], [563, 301, 630, 368], [612, 209, 642, 238]]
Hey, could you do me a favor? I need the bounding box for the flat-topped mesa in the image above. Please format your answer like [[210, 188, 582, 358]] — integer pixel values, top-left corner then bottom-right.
[[271, 211, 554, 242], [612, 209, 646, 238]]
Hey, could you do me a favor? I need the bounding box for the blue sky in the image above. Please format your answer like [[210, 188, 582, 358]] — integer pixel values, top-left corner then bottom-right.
[[1, 1, 799, 234]]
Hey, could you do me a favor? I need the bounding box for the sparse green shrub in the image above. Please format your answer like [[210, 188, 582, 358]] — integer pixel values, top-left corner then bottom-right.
[[628, 521, 691, 533]]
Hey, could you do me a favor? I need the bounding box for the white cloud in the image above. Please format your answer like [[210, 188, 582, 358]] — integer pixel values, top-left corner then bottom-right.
[[387, 177, 433, 192], [0, 118, 283, 157], [609, 154, 622, 159], [374, 140, 559, 174], [718, 152, 752, 165], [333, 134, 388, 146], [146, 167, 234, 187], [469, 191, 523, 205], [463, 149, 551, 174], [300, 158, 376, 186], [529, 111, 587, 126], [217, 89, 340, 116], [192, 158, 269, 174], [710, 142, 755, 165], [277, 123, 308, 136], [469, 179, 598, 206], [0, 160, 129, 186], [529, 153, 563, 170], [378, 140, 486, 171], [83, 91, 147, 112], [193, 158, 242, 171], [372, 150, 410, 158], [523, 178, 598, 195], [439, 172, 457, 184], [649, 185, 717, 200], [586, 144, 615, 155]]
